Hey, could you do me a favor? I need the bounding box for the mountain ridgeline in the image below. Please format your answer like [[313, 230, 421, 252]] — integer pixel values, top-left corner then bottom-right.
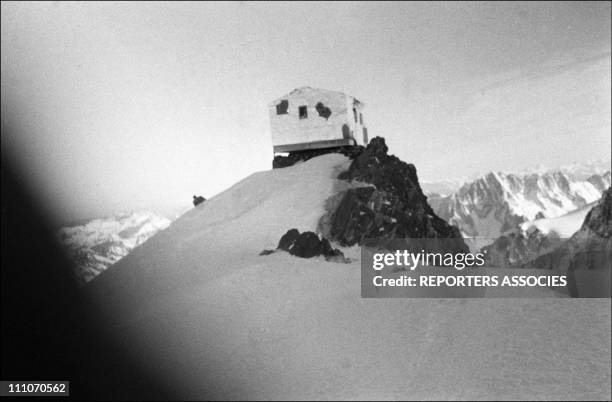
[[429, 169, 611, 239]]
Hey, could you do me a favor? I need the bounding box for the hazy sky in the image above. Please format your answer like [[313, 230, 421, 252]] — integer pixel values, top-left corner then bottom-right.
[[2, 1, 611, 224]]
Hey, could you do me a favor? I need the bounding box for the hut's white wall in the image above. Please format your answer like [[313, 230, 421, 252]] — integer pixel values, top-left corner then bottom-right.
[[269, 89, 351, 147]]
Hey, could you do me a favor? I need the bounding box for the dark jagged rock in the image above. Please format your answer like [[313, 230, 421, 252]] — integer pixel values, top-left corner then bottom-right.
[[269, 229, 347, 262], [192, 195, 206, 206], [583, 186, 612, 238], [290, 231, 323, 258], [272, 146, 364, 169], [278, 228, 300, 251], [325, 136, 467, 251], [337, 137, 427, 207]]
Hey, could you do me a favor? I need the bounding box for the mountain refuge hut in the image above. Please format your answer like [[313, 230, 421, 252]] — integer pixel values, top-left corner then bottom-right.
[[269, 87, 369, 154]]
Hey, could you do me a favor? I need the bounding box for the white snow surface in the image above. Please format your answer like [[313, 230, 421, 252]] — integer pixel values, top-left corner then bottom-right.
[[90, 154, 611, 400]]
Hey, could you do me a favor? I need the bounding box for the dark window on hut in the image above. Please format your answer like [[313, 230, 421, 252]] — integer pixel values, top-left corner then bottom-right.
[[353, 108, 358, 123], [299, 105, 308, 119], [276, 100, 288, 115], [359, 113, 363, 125]]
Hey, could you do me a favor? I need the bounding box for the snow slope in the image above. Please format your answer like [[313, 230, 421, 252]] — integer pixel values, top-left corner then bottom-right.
[[89, 154, 611, 400]]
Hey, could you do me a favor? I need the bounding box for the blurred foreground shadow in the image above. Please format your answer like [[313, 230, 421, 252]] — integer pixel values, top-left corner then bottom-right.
[[1, 146, 174, 400]]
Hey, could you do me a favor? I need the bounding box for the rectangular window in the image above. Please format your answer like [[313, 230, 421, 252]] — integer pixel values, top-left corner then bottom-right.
[[299, 105, 308, 119], [359, 113, 363, 125], [353, 108, 358, 123]]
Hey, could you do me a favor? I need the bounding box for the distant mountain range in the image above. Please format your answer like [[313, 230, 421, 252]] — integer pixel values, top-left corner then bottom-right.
[[57, 211, 171, 283], [422, 160, 611, 197], [424, 162, 610, 277], [428, 167, 610, 241]]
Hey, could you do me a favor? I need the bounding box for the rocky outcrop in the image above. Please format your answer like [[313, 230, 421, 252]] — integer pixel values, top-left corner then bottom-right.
[[192, 195, 206, 206], [261, 229, 347, 262], [322, 137, 467, 252], [582, 186, 612, 238], [272, 146, 363, 169]]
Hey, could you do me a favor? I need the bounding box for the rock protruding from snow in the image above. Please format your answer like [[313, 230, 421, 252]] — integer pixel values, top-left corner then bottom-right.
[[277, 228, 301, 251], [323, 137, 466, 250], [269, 228, 346, 262], [582, 186, 612, 238], [192, 195, 206, 206]]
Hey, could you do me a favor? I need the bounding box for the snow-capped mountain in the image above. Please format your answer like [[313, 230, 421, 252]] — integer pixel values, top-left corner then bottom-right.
[[57, 211, 171, 283], [429, 169, 610, 241]]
